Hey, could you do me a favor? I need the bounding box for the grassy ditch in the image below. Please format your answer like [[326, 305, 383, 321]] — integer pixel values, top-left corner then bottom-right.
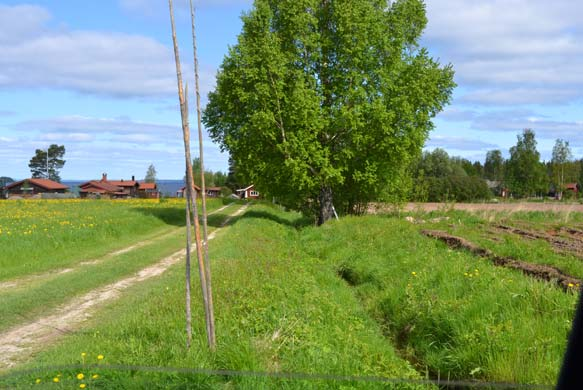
[[301, 214, 576, 385], [2, 205, 421, 389], [1, 204, 576, 387]]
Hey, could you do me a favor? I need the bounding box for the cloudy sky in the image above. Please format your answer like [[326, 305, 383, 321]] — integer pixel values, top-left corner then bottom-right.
[[0, 0, 582, 180]]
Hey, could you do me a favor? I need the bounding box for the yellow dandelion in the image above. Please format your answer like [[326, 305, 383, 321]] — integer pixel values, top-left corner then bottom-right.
[[97, 354, 104, 360], [411, 272, 417, 276], [568, 283, 575, 288], [92, 374, 99, 379], [80, 384, 87, 389], [464, 272, 468, 276], [53, 377, 60, 383], [35, 378, 41, 384], [77, 373, 85, 380], [81, 352, 86, 357]]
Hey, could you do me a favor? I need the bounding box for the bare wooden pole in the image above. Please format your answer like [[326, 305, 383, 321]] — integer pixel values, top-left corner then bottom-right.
[[189, 0, 216, 348], [168, 0, 215, 349], [185, 192, 192, 348]]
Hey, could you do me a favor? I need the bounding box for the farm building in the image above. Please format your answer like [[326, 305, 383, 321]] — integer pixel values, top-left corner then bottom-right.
[[138, 182, 160, 199], [176, 184, 201, 198], [206, 187, 222, 198], [3, 178, 69, 198], [236, 184, 260, 199], [79, 174, 139, 199]]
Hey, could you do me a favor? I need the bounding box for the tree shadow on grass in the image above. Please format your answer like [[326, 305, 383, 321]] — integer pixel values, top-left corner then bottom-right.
[[133, 207, 185, 227], [229, 209, 313, 229]]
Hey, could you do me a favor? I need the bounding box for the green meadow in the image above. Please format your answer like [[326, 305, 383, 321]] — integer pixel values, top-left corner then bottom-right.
[[0, 202, 578, 388]]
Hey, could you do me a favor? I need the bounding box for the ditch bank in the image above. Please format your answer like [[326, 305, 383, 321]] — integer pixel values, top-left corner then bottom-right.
[[421, 230, 581, 291]]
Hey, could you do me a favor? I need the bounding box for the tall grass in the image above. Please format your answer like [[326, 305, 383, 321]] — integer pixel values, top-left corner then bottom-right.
[[1, 204, 575, 387]]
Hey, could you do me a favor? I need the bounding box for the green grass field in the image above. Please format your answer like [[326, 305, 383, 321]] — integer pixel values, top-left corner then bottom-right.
[[0, 201, 578, 388]]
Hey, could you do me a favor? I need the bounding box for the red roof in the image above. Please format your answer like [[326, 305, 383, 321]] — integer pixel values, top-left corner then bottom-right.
[[108, 180, 138, 187], [139, 182, 157, 190], [179, 184, 201, 192], [5, 178, 68, 191], [566, 183, 578, 191], [79, 181, 121, 193]]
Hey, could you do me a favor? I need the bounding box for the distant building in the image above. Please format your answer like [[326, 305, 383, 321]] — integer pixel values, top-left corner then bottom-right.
[[79, 173, 139, 199], [176, 184, 202, 198], [138, 182, 160, 199], [206, 187, 222, 198], [236, 184, 260, 199], [4, 178, 69, 198]]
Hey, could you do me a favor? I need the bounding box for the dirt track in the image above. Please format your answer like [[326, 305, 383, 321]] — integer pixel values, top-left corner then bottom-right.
[[400, 202, 583, 213], [0, 204, 248, 370]]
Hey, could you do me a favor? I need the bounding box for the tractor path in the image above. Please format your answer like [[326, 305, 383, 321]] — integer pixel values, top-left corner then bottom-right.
[[0, 203, 235, 292], [0, 204, 248, 369]]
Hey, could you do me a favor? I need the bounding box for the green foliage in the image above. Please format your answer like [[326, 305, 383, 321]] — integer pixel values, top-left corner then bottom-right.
[[28, 144, 66, 182], [411, 149, 491, 202], [505, 129, 547, 198], [551, 139, 574, 198], [484, 149, 504, 182], [144, 164, 157, 183], [425, 175, 491, 202], [204, 0, 455, 222], [192, 157, 228, 188]]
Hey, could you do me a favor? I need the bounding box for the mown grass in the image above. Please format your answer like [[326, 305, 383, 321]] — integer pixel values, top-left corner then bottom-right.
[[0, 198, 224, 281], [1, 204, 576, 387]]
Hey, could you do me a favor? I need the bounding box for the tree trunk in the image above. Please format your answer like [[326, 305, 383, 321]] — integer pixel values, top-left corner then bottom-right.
[[318, 185, 335, 226]]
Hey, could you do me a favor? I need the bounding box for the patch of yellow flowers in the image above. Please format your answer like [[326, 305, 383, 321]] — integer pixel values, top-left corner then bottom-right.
[[34, 353, 104, 387]]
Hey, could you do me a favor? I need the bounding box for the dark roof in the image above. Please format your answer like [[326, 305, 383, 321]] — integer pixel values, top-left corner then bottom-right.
[[108, 180, 138, 187], [79, 181, 121, 193], [178, 184, 201, 192], [5, 178, 69, 191]]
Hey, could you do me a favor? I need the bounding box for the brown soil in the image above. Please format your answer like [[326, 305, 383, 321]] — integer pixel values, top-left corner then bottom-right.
[[495, 224, 583, 259], [0, 204, 247, 370], [421, 229, 581, 291]]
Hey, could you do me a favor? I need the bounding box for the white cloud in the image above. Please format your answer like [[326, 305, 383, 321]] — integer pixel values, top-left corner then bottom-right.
[[0, 5, 216, 98], [426, 135, 498, 151], [425, 0, 583, 105], [39, 132, 95, 142]]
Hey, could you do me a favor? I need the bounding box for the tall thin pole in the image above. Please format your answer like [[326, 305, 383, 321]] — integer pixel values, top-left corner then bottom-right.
[[189, 0, 215, 348], [185, 192, 192, 347], [168, 0, 215, 349]]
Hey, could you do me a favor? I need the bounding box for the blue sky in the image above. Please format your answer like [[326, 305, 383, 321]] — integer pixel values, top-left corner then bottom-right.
[[1, 0, 582, 180]]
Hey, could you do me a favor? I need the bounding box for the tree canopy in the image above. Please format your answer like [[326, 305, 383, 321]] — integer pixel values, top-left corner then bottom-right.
[[28, 144, 66, 183], [204, 0, 455, 224], [484, 150, 504, 182], [506, 129, 547, 198], [145, 164, 157, 183]]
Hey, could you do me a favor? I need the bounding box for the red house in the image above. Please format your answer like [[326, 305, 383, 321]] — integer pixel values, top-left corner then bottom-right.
[[206, 187, 222, 198], [176, 184, 202, 198], [4, 178, 68, 198], [236, 184, 260, 199], [79, 174, 139, 199], [138, 182, 160, 199]]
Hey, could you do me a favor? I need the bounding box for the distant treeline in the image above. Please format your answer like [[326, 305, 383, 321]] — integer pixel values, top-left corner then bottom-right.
[[411, 129, 583, 202]]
